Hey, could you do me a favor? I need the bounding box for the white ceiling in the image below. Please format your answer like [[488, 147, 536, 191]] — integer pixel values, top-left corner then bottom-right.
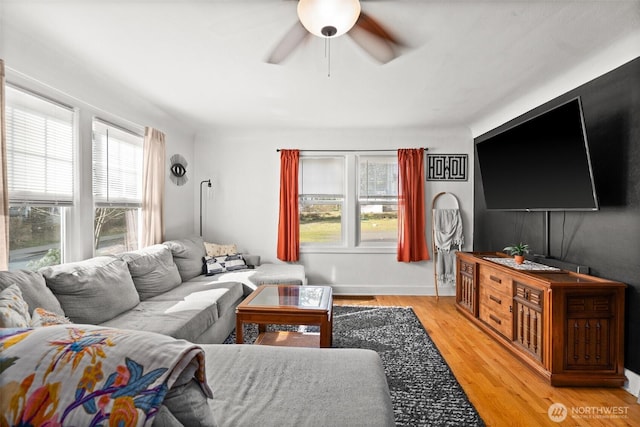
[[2, 0, 640, 134]]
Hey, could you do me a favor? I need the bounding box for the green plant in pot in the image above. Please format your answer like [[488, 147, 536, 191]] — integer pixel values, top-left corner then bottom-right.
[[503, 242, 530, 265]]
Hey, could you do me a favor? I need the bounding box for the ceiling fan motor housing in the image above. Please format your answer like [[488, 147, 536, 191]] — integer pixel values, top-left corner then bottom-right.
[[321, 26, 338, 37]]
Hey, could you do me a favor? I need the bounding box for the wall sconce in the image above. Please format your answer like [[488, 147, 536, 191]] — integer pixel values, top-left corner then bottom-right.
[[200, 179, 212, 236]]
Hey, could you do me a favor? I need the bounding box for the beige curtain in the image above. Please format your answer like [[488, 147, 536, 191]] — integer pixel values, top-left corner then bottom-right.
[[125, 209, 139, 251], [0, 60, 8, 270], [141, 127, 165, 247]]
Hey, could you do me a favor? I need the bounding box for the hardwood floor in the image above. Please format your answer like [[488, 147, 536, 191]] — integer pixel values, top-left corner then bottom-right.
[[333, 295, 639, 427]]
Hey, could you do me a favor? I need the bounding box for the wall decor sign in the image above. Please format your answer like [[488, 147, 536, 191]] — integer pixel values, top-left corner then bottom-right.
[[427, 154, 468, 181]]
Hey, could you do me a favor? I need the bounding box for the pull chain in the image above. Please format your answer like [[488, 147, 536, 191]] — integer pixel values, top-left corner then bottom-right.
[[325, 37, 331, 77]]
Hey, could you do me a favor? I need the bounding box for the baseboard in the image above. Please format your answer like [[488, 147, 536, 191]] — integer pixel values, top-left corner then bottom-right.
[[623, 368, 640, 400], [331, 283, 456, 297]]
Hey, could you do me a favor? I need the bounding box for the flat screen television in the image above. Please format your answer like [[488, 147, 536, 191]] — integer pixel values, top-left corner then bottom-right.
[[476, 97, 599, 211]]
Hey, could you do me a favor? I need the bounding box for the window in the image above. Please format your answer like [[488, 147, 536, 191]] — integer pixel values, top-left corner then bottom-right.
[[299, 157, 344, 245], [358, 156, 398, 245], [299, 153, 398, 251], [92, 119, 143, 256], [5, 85, 74, 270]]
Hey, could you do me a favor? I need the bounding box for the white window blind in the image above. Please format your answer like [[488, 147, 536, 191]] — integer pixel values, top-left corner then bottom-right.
[[299, 157, 344, 197], [92, 119, 143, 207], [5, 86, 75, 205], [358, 156, 398, 202]]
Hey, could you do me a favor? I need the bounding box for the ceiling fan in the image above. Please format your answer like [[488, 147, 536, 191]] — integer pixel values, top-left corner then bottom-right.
[[266, 0, 404, 65]]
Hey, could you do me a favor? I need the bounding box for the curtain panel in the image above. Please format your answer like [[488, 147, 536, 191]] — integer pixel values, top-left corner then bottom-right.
[[397, 148, 429, 262], [141, 127, 165, 247], [277, 149, 300, 262], [0, 60, 8, 270]]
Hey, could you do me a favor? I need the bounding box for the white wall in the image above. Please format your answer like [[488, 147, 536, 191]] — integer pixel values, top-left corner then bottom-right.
[[471, 32, 640, 137], [194, 127, 474, 295], [1, 25, 196, 259]]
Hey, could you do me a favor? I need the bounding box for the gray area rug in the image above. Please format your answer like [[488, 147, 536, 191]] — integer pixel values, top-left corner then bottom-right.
[[225, 305, 485, 426]]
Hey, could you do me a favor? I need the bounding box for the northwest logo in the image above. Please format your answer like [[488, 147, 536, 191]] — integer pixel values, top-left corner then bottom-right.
[[548, 403, 568, 422]]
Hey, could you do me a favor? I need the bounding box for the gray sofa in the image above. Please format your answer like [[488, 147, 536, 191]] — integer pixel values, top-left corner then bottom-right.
[[1, 236, 305, 344], [0, 237, 395, 426]]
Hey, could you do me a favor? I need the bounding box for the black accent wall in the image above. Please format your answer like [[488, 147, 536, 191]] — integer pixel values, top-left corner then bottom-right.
[[474, 57, 640, 374]]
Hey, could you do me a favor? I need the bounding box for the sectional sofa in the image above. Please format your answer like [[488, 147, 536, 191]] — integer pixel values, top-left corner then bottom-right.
[[0, 237, 395, 426], [0, 236, 305, 344]]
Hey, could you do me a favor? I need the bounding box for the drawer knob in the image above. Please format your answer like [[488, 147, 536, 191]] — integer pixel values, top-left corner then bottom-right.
[[490, 275, 502, 284], [489, 314, 502, 325], [489, 295, 502, 304]]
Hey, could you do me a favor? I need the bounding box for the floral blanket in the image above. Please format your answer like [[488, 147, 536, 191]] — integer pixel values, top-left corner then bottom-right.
[[0, 324, 212, 426]]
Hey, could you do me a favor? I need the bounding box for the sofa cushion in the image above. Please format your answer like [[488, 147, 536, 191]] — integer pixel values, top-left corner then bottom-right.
[[99, 299, 218, 343], [202, 345, 395, 427], [120, 244, 182, 300], [164, 236, 206, 281], [40, 256, 140, 324], [0, 269, 65, 315], [251, 263, 307, 286], [150, 280, 244, 319], [162, 379, 216, 427], [151, 404, 182, 427], [0, 284, 31, 327]]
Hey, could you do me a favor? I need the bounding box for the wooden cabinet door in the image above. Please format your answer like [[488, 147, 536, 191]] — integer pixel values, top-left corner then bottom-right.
[[513, 282, 543, 362], [564, 293, 616, 371], [456, 259, 476, 316]]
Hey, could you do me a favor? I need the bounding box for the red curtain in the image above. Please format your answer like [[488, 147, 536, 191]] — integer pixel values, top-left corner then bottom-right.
[[397, 148, 429, 262], [277, 149, 300, 261]]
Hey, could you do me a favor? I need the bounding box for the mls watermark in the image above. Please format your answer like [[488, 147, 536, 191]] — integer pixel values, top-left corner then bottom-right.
[[548, 402, 629, 423]]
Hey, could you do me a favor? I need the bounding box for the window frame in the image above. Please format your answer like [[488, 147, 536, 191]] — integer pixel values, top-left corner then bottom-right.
[[5, 84, 76, 269], [299, 152, 398, 254], [299, 155, 346, 247], [91, 118, 143, 256], [356, 154, 399, 247]]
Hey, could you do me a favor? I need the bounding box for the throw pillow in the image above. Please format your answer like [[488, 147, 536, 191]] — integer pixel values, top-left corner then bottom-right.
[[202, 254, 249, 276], [204, 242, 237, 257], [223, 254, 248, 271], [203, 256, 226, 276], [0, 270, 65, 316], [0, 284, 32, 328], [30, 307, 73, 327], [120, 245, 182, 300], [40, 256, 140, 324], [163, 237, 206, 281]]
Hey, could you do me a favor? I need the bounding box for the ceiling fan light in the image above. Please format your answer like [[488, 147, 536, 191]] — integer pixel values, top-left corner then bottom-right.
[[297, 0, 361, 38]]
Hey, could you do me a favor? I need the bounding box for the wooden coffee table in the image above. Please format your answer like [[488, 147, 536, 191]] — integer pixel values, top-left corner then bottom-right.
[[235, 285, 333, 348]]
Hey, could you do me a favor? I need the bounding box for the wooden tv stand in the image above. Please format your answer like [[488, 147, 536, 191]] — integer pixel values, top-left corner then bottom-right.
[[455, 252, 626, 387]]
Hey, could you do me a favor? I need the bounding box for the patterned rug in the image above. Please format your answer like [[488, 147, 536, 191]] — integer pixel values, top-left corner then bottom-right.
[[224, 305, 485, 426]]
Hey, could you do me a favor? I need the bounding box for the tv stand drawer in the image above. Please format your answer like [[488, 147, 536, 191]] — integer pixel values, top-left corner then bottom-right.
[[479, 283, 512, 339]]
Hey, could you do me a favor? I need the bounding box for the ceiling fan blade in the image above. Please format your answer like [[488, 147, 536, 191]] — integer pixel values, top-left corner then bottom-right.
[[349, 11, 403, 63], [348, 27, 397, 64], [266, 21, 310, 64], [356, 11, 404, 46]]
